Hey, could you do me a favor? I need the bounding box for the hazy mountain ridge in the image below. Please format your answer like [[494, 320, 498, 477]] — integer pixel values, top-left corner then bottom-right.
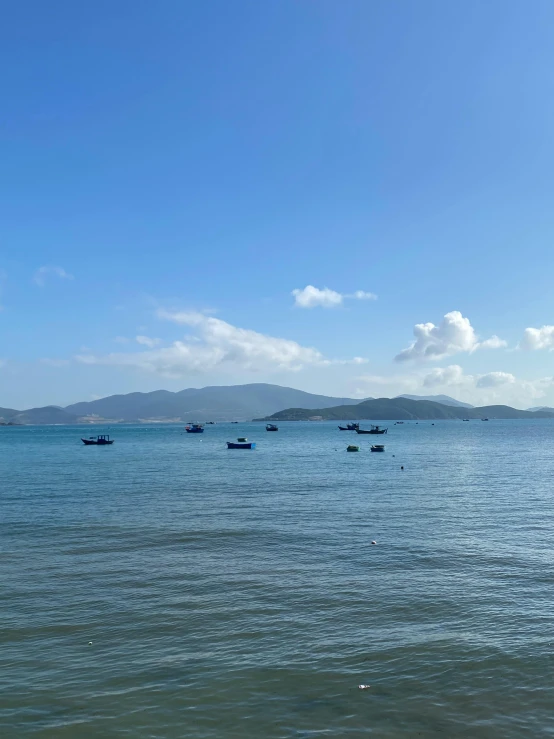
[[1, 384, 367, 424], [398, 394, 474, 408], [260, 397, 554, 421]]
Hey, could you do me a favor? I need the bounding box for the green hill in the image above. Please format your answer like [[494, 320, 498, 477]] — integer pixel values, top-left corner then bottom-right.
[[259, 397, 554, 421]]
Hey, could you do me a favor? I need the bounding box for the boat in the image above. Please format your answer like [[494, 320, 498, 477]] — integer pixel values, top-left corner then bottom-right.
[[227, 440, 256, 449], [370, 444, 385, 452], [185, 423, 204, 433], [205, 421, 215, 425], [395, 421, 404, 425], [81, 435, 114, 446], [266, 424, 278, 431], [347, 445, 360, 452], [338, 423, 360, 431], [481, 418, 489, 421], [356, 425, 388, 435], [463, 419, 470, 422], [231, 421, 239, 424], [237, 437, 248, 442]]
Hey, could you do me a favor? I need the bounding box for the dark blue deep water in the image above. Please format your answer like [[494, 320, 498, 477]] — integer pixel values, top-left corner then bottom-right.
[[2, 420, 554, 737]]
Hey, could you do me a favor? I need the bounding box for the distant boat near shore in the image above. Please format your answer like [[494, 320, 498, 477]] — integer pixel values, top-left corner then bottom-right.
[[185, 423, 204, 433], [81, 435, 114, 445], [356, 425, 388, 435]]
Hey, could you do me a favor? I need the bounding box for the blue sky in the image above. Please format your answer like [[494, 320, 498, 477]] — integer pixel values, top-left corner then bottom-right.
[[2, 0, 554, 409]]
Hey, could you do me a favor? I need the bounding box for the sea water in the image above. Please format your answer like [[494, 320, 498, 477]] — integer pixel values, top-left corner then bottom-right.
[[1, 420, 554, 738]]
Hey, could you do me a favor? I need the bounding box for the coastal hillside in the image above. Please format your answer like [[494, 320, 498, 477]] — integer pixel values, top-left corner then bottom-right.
[[259, 397, 554, 421], [1, 384, 367, 424]]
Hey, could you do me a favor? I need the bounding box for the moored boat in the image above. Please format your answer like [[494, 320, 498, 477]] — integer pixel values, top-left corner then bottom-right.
[[81, 435, 114, 445], [356, 425, 388, 435], [227, 440, 256, 449], [338, 422, 360, 431], [185, 423, 204, 433], [370, 444, 385, 452], [266, 424, 278, 431], [347, 445, 360, 452]]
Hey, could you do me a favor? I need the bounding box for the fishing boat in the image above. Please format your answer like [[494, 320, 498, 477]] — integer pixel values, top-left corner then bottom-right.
[[481, 418, 489, 421], [463, 419, 470, 421], [370, 444, 385, 452], [81, 435, 114, 446], [266, 424, 278, 431], [185, 423, 204, 433], [338, 422, 360, 431], [227, 440, 256, 449], [356, 425, 388, 435], [347, 445, 360, 452]]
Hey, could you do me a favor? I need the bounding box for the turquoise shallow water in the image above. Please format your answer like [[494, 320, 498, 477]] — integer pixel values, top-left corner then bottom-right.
[[2, 420, 554, 738]]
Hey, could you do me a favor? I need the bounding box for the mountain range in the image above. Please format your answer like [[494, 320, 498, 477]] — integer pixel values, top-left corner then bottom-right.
[[259, 396, 554, 421], [1, 385, 552, 425], [0, 384, 366, 425], [397, 394, 474, 408]]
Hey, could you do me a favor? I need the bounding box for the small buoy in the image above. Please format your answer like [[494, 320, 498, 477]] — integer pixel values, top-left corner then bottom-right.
[[358, 684, 371, 690], [401, 466, 404, 470], [88, 641, 93, 645], [371, 540, 377, 545]]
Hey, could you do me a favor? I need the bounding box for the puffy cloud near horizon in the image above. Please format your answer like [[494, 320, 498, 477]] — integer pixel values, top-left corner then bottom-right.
[[76, 310, 365, 377], [354, 364, 542, 407], [292, 285, 377, 308], [520, 325, 554, 350], [395, 311, 507, 362], [33, 266, 74, 287]]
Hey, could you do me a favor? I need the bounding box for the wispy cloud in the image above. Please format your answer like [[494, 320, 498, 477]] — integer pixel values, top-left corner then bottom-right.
[[395, 311, 507, 362], [33, 266, 74, 287], [136, 335, 162, 348], [40, 358, 70, 367], [292, 285, 377, 308], [76, 309, 362, 378]]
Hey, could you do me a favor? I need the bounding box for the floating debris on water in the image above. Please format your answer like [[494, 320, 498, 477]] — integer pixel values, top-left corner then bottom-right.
[[358, 684, 371, 690]]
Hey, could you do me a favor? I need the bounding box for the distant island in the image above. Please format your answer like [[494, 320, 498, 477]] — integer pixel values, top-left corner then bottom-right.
[[256, 396, 554, 421]]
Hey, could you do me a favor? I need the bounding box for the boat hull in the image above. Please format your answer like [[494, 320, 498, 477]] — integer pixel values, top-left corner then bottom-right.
[[81, 439, 114, 445], [356, 429, 387, 435], [185, 428, 204, 433], [371, 445, 385, 452], [227, 442, 256, 449]]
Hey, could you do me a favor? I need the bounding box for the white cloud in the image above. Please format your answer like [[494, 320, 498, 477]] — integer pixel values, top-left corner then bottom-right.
[[351, 290, 377, 301], [478, 335, 508, 350], [520, 325, 554, 350], [423, 365, 516, 389], [33, 266, 74, 286], [423, 365, 466, 387], [292, 285, 377, 308], [395, 311, 506, 362], [354, 364, 542, 408], [136, 335, 162, 348], [475, 371, 516, 388], [76, 310, 360, 378]]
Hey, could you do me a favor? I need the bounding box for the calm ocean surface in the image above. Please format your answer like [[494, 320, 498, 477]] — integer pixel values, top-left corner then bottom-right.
[[2, 420, 554, 738]]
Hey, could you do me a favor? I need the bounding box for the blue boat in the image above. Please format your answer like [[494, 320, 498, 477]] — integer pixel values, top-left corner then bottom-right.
[[185, 423, 204, 433], [227, 440, 256, 449]]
